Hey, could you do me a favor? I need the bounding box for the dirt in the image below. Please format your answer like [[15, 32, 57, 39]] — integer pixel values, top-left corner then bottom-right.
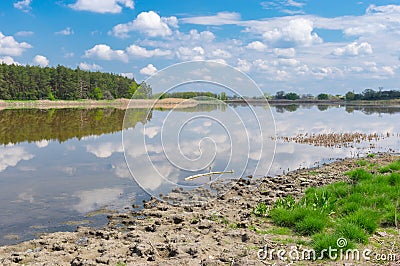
[[0, 154, 399, 265]]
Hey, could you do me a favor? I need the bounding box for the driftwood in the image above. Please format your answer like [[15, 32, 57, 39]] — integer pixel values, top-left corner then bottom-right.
[[185, 170, 234, 181]]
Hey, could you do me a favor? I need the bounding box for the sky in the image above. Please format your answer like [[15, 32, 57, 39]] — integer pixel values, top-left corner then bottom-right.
[[1, 0, 400, 94]]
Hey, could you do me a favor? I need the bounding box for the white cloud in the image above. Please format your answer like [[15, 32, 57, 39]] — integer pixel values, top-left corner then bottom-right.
[[72, 187, 124, 213], [0, 56, 20, 65], [35, 140, 49, 148], [86, 142, 123, 158], [332, 42, 373, 56], [237, 59, 251, 72], [55, 27, 74, 36], [79, 62, 102, 71], [33, 55, 49, 67], [120, 72, 134, 79], [0, 32, 32, 56], [211, 48, 231, 59], [15, 31, 34, 37], [261, 0, 305, 15], [273, 48, 296, 58], [69, 0, 134, 14], [181, 12, 241, 25], [176, 46, 205, 60], [110, 11, 178, 38], [140, 64, 157, 76], [0, 146, 34, 172], [14, 0, 31, 12], [126, 44, 171, 57], [84, 44, 128, 62], [262, 18, 322, 47], [246, 41, 267, 51]]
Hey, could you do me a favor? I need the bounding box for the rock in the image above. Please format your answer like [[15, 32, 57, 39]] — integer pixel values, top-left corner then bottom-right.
[[95, 256, 110, 264], [173, 215, 184, 224], [75, 237, 89, 246], [145, 224, 157, 232]]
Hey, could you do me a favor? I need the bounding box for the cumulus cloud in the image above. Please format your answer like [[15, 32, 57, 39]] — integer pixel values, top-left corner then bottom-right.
[[33, 55, 49, 67], [0, 56, 20, 65], [176, 46, 205, 60], [84, 44, 128, 62], [14, 0, 31, 12], [79, 62, 102, 71], [332, 42, 373, 56], [69, 0, 134, 14], [211, 48, 231, 59], [110, 11, 178, 38], [181, 12, 241, 25], [86, 142, 123, 158], [246, 41, 267, 51], [72, 187, 124, 213], [273, 48, 296, 58], [237, 59, 251, 72], [262, 18, 322, 47], [0, 32, 32, 56], [126, 44, 171, 57], [140, 64, 157, 76], [55, 27, 74, 36], [0, 146, 34, 172]]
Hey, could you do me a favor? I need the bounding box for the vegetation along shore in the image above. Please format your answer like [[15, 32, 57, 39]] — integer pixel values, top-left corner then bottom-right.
[[0, 154, 399, 265]]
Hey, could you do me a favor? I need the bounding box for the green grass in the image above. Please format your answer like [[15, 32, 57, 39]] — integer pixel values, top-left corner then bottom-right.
[[379, 159, 400, 173], [356, 159, 367, 166], [266, 159, 400, 258]]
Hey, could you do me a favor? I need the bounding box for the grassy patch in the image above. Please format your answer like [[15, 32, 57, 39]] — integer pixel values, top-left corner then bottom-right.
[[266, 159, 400, 258]]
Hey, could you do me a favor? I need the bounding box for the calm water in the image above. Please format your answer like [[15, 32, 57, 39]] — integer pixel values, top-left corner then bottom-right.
[[0, 104, 399, 245]]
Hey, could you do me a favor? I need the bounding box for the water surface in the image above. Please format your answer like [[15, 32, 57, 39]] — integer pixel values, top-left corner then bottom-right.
[[0, 104, 399, 245]]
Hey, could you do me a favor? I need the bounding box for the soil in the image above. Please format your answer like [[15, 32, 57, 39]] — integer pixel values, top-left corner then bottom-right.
[[0, 154, 399, 265]]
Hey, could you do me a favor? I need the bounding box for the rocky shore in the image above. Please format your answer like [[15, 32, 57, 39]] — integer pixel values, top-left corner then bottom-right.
[[0, 154, 399, 265]]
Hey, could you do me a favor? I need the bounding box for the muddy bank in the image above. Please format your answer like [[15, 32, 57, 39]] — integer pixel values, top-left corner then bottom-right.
[[0, 154, 399, 265], [0, 99, 199, 110]]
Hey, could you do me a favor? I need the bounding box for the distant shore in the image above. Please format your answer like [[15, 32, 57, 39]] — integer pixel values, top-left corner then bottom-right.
[[227, 98, 400, 106], [0, 98, 199, 110], [1, 98, 400, 110]]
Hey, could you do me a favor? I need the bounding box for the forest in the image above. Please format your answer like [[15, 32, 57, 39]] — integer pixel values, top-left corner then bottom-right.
[[0, 63, 138, 100]]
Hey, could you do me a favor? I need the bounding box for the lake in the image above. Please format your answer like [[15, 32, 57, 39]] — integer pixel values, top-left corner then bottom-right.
[[0, 103, 399, 245]]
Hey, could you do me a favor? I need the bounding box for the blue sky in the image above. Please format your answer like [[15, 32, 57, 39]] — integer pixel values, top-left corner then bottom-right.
[[1, 0, 400, 94]]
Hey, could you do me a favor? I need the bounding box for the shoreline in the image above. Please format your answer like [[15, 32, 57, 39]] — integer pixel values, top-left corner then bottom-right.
[[1, 153, 399, 265], [0, 99, 199, 110], [1, 98, 400, 110]]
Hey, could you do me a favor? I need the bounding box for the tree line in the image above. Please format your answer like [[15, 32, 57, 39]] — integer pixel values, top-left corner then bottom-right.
[[263, 88, 400, 101], [0, 63, 138, 100]]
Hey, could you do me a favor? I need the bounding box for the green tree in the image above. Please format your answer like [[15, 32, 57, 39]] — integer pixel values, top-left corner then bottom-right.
[[345, 91, 356, 101], [285, 92, 300, 100], [317, 93, 329, 100]]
